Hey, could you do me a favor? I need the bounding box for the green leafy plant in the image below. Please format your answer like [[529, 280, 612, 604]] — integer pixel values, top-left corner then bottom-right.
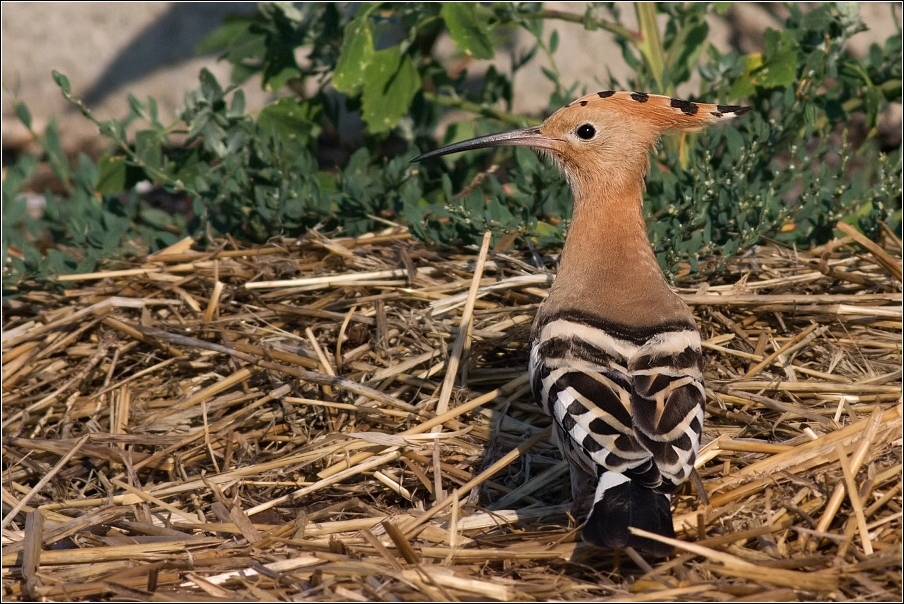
[[3, 100, 184, 278], [3, 2, 901, 286]]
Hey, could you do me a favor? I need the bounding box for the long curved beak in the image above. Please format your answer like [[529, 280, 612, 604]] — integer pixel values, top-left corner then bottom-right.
[[411, 126, 558, 162]]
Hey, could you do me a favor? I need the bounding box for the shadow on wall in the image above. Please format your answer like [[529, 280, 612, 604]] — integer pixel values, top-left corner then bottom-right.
[[82, 2, 256, 106]]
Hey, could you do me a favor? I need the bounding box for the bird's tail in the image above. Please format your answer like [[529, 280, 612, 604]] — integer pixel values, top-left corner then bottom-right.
[[582, 473, 675, 558]]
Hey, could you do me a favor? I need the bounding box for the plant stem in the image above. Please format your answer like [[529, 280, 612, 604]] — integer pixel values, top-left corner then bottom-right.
[[635, 3, 667, 93], [423, 91, 539, 127], [523, 8, 640, 42]]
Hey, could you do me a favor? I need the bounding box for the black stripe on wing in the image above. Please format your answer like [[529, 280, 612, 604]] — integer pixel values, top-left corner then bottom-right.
[[630, 341, 704, 436], [533, 310, 697, 347], [630, 339, 705, 489], [545, 367, 655, 478], [632, 344, 701, 374], [537, 336, 620, 368], [559, 371, 633, 428], [554, 422, 664, 489]]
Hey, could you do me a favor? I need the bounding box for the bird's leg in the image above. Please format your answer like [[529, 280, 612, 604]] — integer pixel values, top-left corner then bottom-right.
[[568, 463, 595, 522]]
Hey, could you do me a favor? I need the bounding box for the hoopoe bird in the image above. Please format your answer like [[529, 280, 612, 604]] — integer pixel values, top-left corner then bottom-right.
[[414, 91, 750, 557]]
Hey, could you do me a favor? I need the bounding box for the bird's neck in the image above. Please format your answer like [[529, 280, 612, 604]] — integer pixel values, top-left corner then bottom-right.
[[543, 181, 691, 327]]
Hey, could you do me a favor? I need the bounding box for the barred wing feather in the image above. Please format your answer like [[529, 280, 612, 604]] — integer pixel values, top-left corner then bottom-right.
[[529, 311, 705, 556], [629, 330, 705, 490]]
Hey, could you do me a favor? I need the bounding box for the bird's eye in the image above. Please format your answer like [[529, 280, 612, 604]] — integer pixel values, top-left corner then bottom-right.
[[576, 124, 596, 140]]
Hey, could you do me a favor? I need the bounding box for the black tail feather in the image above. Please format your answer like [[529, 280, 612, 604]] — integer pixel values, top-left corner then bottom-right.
[[582, 481, 675, 558]]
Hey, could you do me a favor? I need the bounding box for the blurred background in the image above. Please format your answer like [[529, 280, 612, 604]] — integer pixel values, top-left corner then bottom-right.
[[2, 2, 901, 282], [4, 2, 901, 158]]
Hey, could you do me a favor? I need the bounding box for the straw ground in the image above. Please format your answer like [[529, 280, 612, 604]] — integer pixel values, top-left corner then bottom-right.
[[2, 222, 901, 601]]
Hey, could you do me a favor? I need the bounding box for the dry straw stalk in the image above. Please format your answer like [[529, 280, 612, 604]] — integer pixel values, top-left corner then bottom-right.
[[2, 226, 901, 601]]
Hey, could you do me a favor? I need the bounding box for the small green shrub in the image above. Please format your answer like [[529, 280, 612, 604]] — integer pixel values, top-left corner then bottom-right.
[[3, 2, 901, 285]]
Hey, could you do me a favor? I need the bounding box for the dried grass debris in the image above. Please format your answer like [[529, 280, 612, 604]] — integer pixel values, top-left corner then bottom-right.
[[2, 227, 901, 601]]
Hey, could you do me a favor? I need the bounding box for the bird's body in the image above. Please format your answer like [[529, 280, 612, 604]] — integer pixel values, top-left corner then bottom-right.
[[414, 91, 749, 557]]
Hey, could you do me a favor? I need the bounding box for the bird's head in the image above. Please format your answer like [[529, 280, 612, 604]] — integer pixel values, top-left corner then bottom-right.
[[413, 91, 750, 200]]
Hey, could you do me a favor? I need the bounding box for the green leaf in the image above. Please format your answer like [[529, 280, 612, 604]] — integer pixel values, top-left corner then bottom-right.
[[441, 3, 494, 60], [228, 89, 246, 117], [96, 155, 146, 195], [2, 193, 27, 226], [15, 102, 32, 130], [729, 53, 762, 97], [263, 63, 303, 92], [202, 120, 229, 157], [52, 70, 71, 95], [757, 29, 798, 88], [196, 19, 251, 54], [73, 153, 98, 192], [199, 69, 224, 103], [733, 28, 798, 97], [230, 62, 264, 87], [138, 205, 177, 230], [128, 94, 148, 121], [361, 47, 421, 134], [43, 120, 70, 185], [147, 97, 161, 127], [2, 155, 38, 203], [96, 156, 127, 194], [135, 130, 163, 172], [665, 19, 708, 88], [258, 97, 321, 143], [206, 19, 267, 86], [713, 3, 732, 15], [332, 15, 375, 94], [186, 109, 211, 142]]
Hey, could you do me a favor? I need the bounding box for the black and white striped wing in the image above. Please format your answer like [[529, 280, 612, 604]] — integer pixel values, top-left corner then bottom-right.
[[528, 315, 655, 482], [629, 329, 705, 491], [529, 315, 704, 555], [529, 313, 705, 493]]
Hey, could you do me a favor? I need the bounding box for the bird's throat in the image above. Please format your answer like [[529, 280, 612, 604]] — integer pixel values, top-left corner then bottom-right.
[[544, 187, 689, 327]]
